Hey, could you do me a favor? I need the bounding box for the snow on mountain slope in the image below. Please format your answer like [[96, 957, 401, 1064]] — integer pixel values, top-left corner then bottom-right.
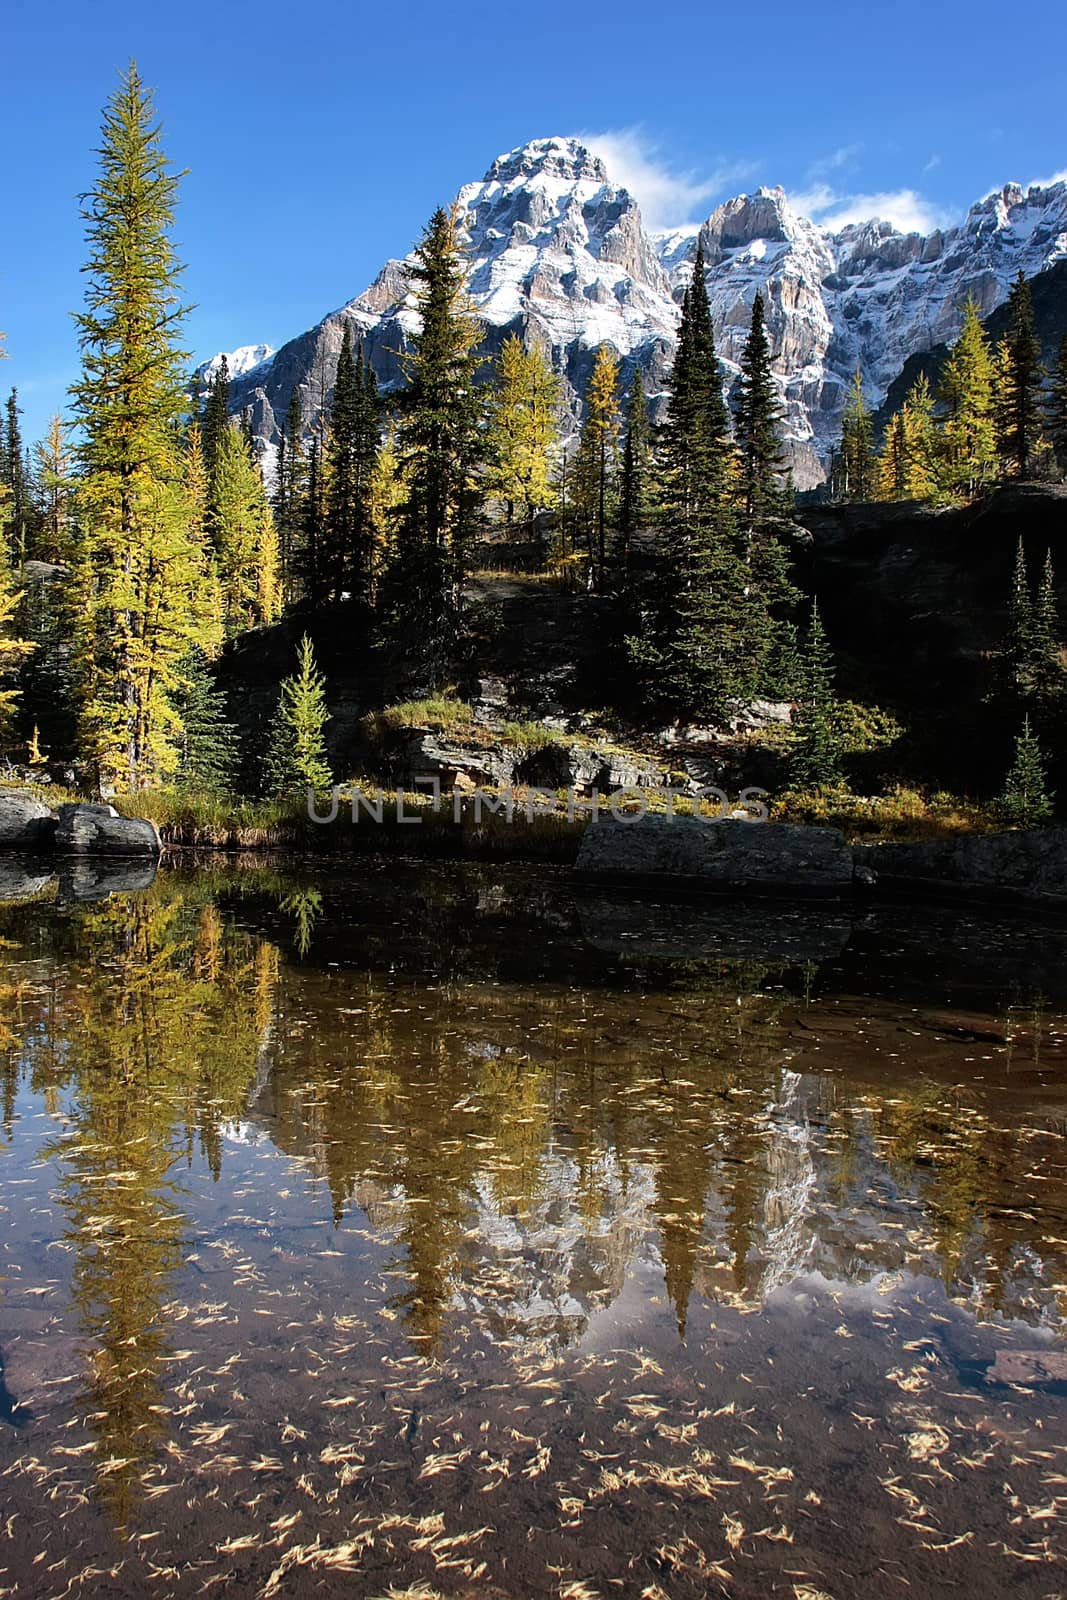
[[214, 140, 1067, 489], [198, 342, 276, 384]]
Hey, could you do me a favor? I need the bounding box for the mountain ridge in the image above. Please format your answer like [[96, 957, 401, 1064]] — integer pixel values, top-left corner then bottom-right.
[[210, 137, 1067, 488]]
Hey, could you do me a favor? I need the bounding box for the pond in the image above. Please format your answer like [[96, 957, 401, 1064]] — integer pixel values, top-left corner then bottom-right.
[[0, 858, 1065, 1599]]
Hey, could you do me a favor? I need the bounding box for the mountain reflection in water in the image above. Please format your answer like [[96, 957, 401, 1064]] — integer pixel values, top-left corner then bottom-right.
[[0, 859, 1064, 1599]]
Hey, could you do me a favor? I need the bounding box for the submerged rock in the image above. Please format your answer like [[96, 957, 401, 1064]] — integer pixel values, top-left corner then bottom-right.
[[575, 814, 853, 897]]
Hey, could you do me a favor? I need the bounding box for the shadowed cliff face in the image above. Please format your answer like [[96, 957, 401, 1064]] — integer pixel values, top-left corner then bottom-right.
[[796, 482, 1067, 789]]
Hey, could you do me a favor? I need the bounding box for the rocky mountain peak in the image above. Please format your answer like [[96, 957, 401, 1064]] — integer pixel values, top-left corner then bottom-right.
[[480, 136, 609, 191], [216, 138, 1067, 490]]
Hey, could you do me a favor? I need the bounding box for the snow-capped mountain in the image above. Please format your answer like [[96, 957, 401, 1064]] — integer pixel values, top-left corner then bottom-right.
[[214, 138, 1067, 488], [198, 342, 276, 385]]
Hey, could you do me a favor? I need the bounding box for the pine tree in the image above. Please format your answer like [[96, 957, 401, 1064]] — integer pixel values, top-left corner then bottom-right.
[[323, 324, 379, 606], [1, 389, 30, 566], [264, 633, 332, 799], [629, 245, 754, 722], [662, 240, 731, 518], [70, 63, 219, 791], [485, 334, 560, 528], [173, 648, 239, 793], [297, 435, 326, 610], [206, 423, 280, 635], [1030, 547, 1064, 713], [274, 388, 307, 605], [617, 366, 652, 566], [735, 290, 788, 521], [939, 295, 997, 498], [1000, 715, 1054, 826], [389, 202, 483, 676], [572, 343, 620, 582], [997, 271, 1043, 478], [1046, 334, 1067, 476], [790, 602, 844, 788], [201, 357, 230, 482], [839, 367, 874, 501]]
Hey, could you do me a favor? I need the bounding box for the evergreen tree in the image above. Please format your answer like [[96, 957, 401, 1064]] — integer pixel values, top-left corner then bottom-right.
[[274, 388, 307, 606], [206, 423, 280, 635], [1000, 715, 1054, 826], [70, 62, 219, 791], [201, 357, 230, 481], [1030, 547, 1064, 713], [572, 343, 620, 582], [839, 367, 874, 501], [939, 295, 997, 498], [173, 648, 239, 793], [997, 271, 1042, 478], [1046, 334, 1067, 476], [735, 290, 788, 521], [389, 202, 483, 678], [617, 366, 652, 566], [323, 325, 379, 606], [297, 435, 326, 610], [1, 389, 30, 566], [790, 602, 844, 788], [484, 334, 560, 528], [662, 240, 731, 518], [264, 633, 332, 799]]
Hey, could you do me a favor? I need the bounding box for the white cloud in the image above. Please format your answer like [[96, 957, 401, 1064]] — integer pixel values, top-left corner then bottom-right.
[[807, 143, 863, 180], [791, 183, 950, 235], [1027, 168, 1067, 189], [578, 127, 759, 231]]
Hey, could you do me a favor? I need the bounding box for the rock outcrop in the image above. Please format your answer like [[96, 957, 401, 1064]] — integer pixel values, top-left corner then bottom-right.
[[575, 815, 854, 897], [854, 828, 1067, 908], [54, 802, 161, 857], [0, 790, 161, 860], [0, 790, 56, 849]]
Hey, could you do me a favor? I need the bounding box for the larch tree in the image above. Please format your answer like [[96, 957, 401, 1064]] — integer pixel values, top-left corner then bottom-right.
[[207, 422, 280, 635], [33, 415, 77, 562], [900, 374, 941, 500], [485, 334, 560, 528], [939, 296, 997, 498], [877, 409, 909, 500], [70, 62, 218, 791]]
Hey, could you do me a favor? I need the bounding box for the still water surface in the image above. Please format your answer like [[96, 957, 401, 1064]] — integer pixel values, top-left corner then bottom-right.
[[0, 859, 1065, 1599]]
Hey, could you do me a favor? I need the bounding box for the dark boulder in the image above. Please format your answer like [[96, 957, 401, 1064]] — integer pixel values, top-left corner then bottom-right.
[[575, 814, 853, 897], [54, 803, 161, 857]]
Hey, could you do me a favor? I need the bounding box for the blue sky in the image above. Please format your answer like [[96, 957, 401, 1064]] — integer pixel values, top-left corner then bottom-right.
[[4, 0, 1066, 443]]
